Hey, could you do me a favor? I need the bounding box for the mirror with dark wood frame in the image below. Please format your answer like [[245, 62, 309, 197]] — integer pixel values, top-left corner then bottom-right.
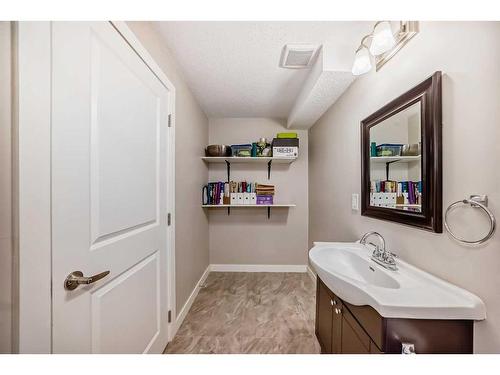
[[361, 71, 443, 232]]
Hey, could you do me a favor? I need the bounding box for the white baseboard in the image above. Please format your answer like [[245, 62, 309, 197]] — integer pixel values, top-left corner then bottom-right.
[[210, 264, 307, 273], [306, 265, 317, 282], [170, 265, 210, 340]]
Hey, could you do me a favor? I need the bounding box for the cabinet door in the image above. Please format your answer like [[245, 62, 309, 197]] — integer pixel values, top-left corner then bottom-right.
[[331, 297, 343, 353], [341, 308, 371, 354], [316, 279, 334, 353], [370, 343, 383, 354]]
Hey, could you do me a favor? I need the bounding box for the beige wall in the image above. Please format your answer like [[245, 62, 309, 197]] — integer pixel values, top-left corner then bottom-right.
[[208, 118, 308, 265], [309, 21, 500, 353], [127, 22, 210, 315], [0, 21, 12, 353]]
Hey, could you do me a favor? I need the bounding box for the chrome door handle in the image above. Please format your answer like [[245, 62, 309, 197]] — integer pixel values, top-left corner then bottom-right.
[[64, 270, 110, 290]]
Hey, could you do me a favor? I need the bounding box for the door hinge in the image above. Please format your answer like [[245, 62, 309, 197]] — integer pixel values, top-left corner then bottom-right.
[[167, 213, 171, 226], [168, 114, 172, 127], [168, 310, 172, 323]]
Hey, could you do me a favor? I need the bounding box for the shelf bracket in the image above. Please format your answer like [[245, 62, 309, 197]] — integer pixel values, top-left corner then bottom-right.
[[225, 160, 231, 182], [385, 160, 400, 181], [267, 206, 271, 219], [227, 206, 230, 216], [267, 160, 272, 180]]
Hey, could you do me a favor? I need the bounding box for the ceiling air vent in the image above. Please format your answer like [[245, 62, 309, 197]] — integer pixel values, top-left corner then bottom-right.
[[280, 44, 320, 69]]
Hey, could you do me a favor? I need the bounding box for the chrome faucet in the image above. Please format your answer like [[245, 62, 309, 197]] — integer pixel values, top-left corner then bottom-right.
[[359, 232, 397, 271], [360, 231, 385, 251]]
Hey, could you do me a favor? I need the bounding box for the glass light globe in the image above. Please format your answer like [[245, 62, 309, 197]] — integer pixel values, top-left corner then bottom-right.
[[369, 21, 396, 56], [352, 46, 372, 76]]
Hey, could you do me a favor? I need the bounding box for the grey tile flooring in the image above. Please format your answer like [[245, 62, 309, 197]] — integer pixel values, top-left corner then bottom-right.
[[164, 272, 321, 354]]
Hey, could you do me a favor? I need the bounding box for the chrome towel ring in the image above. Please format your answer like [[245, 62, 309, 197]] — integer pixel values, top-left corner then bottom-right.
[[444, 195, 496, 245]]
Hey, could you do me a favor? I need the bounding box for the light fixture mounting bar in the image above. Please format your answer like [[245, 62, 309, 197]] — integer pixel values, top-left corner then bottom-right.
[[375, 21, 420, 71]]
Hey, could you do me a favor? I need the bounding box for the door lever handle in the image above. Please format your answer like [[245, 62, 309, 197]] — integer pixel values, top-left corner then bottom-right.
[[64, 270, 110, 291]]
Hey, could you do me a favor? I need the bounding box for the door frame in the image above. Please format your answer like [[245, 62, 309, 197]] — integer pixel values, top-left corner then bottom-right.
[[14, 21, 176, 353]]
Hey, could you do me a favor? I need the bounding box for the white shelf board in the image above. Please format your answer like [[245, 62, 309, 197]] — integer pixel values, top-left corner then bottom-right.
[[370, 155, 421, 163], [201, 156, 297, 164], [202, 204, 296, 208]]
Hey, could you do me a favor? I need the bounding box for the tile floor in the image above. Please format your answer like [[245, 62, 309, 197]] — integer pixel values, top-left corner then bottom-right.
[[164, 272, 321, 354]]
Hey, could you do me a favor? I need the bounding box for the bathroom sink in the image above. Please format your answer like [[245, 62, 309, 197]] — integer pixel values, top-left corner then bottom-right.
[[309, 242, 486, 320], [318, 248, 400, 289]]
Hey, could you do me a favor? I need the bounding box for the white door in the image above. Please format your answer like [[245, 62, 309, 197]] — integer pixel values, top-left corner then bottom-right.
[[51, 22, 171, 353]]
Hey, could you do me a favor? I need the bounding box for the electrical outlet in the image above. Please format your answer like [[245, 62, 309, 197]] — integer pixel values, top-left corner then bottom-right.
[[351, 193, 359, 211]]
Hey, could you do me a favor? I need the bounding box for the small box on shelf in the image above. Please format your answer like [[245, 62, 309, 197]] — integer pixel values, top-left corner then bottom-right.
[[230, 194, 237, 205], [272, 137, 299, 158], [250, 193, 257, 205], [256, 195, 273, 205], [237, 193, 244, 205]]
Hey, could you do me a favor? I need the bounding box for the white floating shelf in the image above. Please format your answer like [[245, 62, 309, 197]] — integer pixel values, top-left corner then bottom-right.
[[201, 156, 297, 164], [202, 204, 296, 208], [370, 155, 421, 163]]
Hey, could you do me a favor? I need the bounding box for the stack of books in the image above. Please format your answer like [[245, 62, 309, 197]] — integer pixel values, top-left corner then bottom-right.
[[370, 180, 422, 207], [255, 184, 275, 205], [203, 181, 231, 205], [202, 182, 278, 206]]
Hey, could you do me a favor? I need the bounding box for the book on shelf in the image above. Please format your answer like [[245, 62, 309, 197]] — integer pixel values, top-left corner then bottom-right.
[[255, 183, 275, 195], [370, 179, 422, 206], [203, 181, 275, 205]]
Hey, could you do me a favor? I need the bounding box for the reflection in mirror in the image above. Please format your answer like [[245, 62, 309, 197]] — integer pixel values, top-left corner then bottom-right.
[[369, 101, 422, 212], [361, 71, 442, 232]]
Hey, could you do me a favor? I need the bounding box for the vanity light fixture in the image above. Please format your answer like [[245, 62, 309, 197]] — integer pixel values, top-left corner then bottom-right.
[[352, 21, 419, 76], [352, 36, 372, 76], [370, 21, 397, 56]]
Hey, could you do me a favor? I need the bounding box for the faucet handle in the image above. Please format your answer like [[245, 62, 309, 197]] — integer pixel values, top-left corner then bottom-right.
[[385, 253, 397, 265], [372, 245, 383, 258]]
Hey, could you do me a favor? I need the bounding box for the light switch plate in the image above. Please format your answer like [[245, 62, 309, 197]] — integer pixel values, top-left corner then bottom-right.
[[351, 193, 359, 211]]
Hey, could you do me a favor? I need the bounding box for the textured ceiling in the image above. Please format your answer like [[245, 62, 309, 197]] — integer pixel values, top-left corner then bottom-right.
[[153, 21, 372, 119]]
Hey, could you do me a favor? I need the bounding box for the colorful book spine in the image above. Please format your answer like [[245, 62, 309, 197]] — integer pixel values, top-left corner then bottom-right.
[[370, 180, 422, 200], [204, 180, 272, 205]]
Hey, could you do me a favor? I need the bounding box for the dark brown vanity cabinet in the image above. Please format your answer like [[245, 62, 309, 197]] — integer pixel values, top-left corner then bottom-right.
[[315, 277, 474, 354], [316, 278, 342, 353]]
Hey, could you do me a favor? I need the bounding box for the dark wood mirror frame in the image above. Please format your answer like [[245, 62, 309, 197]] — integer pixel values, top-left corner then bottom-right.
[[361, 71, 442, 233]]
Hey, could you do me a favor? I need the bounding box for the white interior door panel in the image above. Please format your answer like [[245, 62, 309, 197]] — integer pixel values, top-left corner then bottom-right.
[[51, 22, 170, 353]]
